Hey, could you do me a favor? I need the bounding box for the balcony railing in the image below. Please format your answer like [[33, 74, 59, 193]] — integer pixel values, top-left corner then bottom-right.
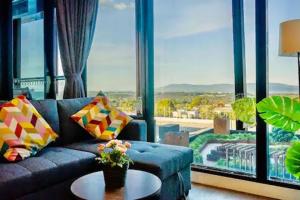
[[14, 75, 65, 86], [13, 76, 65, 99]]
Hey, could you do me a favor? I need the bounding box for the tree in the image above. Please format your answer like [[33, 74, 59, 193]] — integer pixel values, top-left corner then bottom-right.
[[189, 96, 210, 109], [199, 105, 216, 119], [155, 98, 176, 117], [119, 99, 137, 113]]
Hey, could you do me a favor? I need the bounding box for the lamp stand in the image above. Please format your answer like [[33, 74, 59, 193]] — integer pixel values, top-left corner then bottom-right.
[[298, 52, 300, 98]]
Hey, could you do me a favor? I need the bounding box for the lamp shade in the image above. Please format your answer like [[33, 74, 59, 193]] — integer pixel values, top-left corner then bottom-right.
[[279, 19, 300, 57]]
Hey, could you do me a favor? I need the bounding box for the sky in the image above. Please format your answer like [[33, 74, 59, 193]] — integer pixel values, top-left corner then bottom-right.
[[21, 0, 300, 92]]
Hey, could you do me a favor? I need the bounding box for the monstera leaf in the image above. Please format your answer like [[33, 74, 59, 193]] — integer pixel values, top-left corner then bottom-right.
[[285, 141, 300, 179], [257, 96, 300, 132], [232, 97, 256, 126]]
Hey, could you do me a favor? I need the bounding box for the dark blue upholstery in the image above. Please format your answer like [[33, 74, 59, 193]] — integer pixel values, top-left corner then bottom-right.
[[0, 147, 96, 200], [57, 97, 94, 145], [31, 99, 60, 137], [66, 140, 193, 181], [117, 119, 147, 141], [160, 166, 191, 200]]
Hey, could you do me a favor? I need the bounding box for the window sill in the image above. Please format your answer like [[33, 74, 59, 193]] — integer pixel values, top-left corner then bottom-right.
[[191, 165, 300, 190], [191, 170, 300, 200]]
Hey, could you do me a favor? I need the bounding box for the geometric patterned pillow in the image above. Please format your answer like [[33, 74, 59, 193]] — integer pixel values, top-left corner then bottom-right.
[[0, 96, 58, 161], [71, 92, 132, 141]]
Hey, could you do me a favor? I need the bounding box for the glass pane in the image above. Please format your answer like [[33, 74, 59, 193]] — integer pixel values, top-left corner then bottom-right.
[[154, 0, 256, 175], [244, 0, 256, 97], [20, 16, 44, 100], [268, 0, 300, 184], [57, 47, 65, 100], [87, 0, 137, 115]]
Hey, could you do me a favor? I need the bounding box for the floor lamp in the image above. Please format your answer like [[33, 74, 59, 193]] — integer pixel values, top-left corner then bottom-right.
[[279, 19, 300, 97]]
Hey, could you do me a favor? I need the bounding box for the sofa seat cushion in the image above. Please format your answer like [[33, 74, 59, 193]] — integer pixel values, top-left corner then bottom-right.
[[66, 140, 193, 180], [0, 147, 96, 199]]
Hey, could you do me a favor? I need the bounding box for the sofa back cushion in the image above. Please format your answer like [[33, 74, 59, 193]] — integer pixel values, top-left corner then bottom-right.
[[30, 99, 60, 135], [57, 97, 94, 145]]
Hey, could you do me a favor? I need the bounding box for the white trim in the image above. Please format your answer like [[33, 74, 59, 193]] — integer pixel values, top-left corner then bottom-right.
[[192, 171, 300, 200]]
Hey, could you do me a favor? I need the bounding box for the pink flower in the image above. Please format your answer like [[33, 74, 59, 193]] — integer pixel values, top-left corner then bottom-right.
[[116, 144, 127, 153], [115, 140, 122, 145], [97, 144, 105, 152], [106, 139, 122, 148], [124, 141, 131, 148], [105, 140, 115, 148]]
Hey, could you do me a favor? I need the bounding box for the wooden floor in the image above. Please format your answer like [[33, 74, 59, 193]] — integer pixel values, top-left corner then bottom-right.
[[188, 183, 275, 200]]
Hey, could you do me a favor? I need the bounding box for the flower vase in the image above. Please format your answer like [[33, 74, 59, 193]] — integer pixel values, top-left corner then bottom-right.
[[103, 164, 128, 188]]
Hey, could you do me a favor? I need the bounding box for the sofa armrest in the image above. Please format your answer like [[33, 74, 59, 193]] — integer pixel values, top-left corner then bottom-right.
[[117, 120, 147, 141]]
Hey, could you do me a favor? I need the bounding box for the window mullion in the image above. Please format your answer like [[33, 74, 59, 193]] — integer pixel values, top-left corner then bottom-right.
[[255, 0, 269, 182]]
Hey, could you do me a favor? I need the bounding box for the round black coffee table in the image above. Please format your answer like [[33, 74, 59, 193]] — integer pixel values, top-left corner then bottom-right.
[[71, 170, 161, 200]]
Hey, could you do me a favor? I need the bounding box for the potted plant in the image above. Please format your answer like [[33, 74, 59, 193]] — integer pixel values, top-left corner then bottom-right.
[[231, 97, 256, 128], [213, 111, 230, 134], [96, 140, 133, 188]]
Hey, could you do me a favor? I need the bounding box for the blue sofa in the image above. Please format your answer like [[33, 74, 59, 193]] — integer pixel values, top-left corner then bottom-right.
[[0, 98, 193, 200]]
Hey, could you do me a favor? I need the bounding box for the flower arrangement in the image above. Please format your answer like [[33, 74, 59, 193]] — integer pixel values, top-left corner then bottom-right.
[[95, 140, 133, 168]]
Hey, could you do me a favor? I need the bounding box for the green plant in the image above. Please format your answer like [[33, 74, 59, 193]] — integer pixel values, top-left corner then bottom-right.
[[231, 97, 256, 126], [216, 159, 226, 167], [194, 154, 203, 164], [257, 96, 300, 179], [257, 96, 300, 132], [285, 141, 300, 179], [95, 140, 133, 168], [189, 132, 256, 165], [270, 128, 295, 143], [213, 111, 230, 119]]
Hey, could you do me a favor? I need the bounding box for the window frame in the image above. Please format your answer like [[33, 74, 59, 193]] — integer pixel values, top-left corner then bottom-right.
[[146, 0, 300, 190]]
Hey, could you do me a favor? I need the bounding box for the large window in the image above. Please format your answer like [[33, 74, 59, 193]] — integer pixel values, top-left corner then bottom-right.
[[87, 0, 137, 115], [154, 0, 256, 175], [267, 0, 300, 184], [5, 0, 300, 190]]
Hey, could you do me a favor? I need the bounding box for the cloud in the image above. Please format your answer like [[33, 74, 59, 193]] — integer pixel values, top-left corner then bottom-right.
[[89, 43, 135, 68], [155, 0, 232, 39], [99, 0, 134, 10], [114, 2, 134, 10], [88, 43, 136, 91]]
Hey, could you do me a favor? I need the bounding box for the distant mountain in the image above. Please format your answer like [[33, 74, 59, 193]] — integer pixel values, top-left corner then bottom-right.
[[156, 83, 298, 94]]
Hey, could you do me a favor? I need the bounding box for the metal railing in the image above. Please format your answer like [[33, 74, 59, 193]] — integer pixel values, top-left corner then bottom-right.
[[211, 143, 298, 183], [13, 76, 65, 99], [14, 75, 65, 87]]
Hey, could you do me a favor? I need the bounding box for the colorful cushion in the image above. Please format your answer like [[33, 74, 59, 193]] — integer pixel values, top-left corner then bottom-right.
[[71, 92, 132, 141], [0, 96, 58, 161]]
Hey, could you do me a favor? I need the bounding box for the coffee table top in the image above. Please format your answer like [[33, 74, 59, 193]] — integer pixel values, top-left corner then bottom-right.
[[71, 170, 162, 200]]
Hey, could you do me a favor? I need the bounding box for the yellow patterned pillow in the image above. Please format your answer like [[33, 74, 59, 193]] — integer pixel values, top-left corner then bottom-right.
[[0, 96, 58, 161], [71, 93, 132, 141]]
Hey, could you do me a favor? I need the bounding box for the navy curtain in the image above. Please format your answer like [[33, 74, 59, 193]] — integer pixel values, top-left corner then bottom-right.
[[56, 0, 98, 98]]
